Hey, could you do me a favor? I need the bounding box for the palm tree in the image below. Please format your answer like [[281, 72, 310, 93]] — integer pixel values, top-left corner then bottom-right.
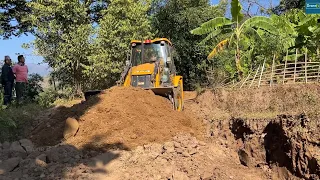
[[191, 0, 278, 76]]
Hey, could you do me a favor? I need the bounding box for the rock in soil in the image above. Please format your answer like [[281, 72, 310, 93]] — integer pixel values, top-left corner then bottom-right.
[[36, 154, 47, 163], [0, 157, 21, 175], [9, 141, 27, 158], [2, 142, 10, 150], [238, 149, 250, 167], [63, 118, 79, 139], [46, 145, 81, 163], [19, 139, 34, 153], [9, 141, 25, 153]]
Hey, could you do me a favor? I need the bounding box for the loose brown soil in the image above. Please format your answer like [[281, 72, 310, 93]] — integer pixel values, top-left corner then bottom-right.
[[30, 86, 204, 150]]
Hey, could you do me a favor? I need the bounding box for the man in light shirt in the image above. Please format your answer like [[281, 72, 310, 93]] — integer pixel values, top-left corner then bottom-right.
[[13, 55, 28, 105]]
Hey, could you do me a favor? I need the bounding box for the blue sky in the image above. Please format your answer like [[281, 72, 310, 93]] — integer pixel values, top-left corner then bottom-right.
[[0, 0, 280, 76]]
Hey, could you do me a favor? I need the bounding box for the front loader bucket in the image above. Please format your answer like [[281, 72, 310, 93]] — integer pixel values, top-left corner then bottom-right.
[[84, 90, 102, 101], [147, 87, 174, 97]]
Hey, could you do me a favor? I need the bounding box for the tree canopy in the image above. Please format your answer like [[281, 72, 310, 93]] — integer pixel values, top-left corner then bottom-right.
[[1, 0, 320, 91], [0, 0, 31, 38]]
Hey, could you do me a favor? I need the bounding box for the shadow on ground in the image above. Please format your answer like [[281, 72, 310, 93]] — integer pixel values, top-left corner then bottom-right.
[[0, 134, 130, 180], [0, 93, 132, 179], [28, 94, 103, 146]]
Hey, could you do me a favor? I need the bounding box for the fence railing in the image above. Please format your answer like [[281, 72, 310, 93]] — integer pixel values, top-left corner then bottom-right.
[[221, 50, 320, 89]]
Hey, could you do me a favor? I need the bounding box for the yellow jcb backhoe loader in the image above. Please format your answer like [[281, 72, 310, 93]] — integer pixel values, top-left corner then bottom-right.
[[84, 38, 184, 111]]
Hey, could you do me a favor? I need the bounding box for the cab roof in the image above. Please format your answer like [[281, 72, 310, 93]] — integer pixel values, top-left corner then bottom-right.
[[130, 38, 172, 46]]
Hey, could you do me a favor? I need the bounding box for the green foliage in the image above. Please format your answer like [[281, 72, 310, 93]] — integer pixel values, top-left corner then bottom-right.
[[86, 0, 154, 90], [272, 0, 305, 15], [191, 17, 232, 36], [0, 103, 45, 142], [1, 0, 318, 93], [152, 0, 227, 90], [231, 0, 244, 22], [36, 88, 59, 108], [25, 0, 94, 93], [26, 73, 44, 101], [191, 0, 278, 78], [0, 0, 32, 39], [24, 0, 154, 92]]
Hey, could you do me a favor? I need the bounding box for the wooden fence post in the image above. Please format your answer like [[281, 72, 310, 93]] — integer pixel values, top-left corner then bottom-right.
[[250, 65, 260, 88], [240, 73, 251, 88], [305, 49, 308, 83], [270, 54, 275, 87], [317, 62, 320, 82], [283, 50, 288, 84], [258, 59, 266, 87], [294, 49, 297, 83]]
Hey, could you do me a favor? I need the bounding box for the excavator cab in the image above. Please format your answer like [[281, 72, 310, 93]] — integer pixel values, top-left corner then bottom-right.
[[126, 39, 175, 87], [85, 38, 184, 111]]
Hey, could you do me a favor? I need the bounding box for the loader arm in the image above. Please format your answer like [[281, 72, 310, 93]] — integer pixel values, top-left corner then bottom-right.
[[117, 63, 131, 86]]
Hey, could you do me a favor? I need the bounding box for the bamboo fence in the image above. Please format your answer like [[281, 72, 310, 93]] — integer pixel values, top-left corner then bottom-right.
[[221, 49, 320, 89]]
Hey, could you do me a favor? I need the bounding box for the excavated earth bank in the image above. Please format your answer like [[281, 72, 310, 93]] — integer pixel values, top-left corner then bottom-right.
[[228, 114, 320, 179]]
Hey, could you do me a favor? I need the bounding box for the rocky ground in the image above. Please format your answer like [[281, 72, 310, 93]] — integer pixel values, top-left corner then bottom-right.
[[0, 134, 270, 180], [0, 86, 319, 180]]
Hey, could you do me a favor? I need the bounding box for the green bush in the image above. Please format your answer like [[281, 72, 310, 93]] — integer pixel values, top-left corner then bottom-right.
[[59, 86, 74, 100], [26, 73, 44, 102], [36, 88, 59, 108], [0, 104, 45, 142]]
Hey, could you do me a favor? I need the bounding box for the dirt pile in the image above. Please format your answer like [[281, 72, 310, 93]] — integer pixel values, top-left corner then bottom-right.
[[29, 86, 203, 150]]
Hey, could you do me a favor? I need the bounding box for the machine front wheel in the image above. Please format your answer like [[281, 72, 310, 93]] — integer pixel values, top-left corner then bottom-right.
[[173, 85, 183, 111]]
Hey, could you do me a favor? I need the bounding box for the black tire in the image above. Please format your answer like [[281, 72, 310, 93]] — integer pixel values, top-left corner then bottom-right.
[[173, 85, 183, 111]]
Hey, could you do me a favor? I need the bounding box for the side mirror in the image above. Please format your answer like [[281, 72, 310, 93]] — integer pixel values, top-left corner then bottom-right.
[[167, 57, 172, 64]]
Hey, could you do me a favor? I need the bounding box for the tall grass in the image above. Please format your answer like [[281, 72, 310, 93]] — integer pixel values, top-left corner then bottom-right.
[[0, 103, 45, 142]]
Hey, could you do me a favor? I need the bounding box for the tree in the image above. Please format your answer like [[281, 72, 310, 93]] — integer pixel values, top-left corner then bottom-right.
[[282, 9, 320, 61], [272, 0, 305, 15], [25, 0, 94, 94], [191, 0, 278, 77], [26, 73, 44, 101], [87, 0, 154, 89], [0, 0, 32, 39], [151, 0, 227, 90]]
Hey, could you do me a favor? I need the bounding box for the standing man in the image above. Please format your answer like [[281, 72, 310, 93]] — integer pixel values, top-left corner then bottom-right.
[[1, 56, 15, 106], [13, 55, 28, 105]]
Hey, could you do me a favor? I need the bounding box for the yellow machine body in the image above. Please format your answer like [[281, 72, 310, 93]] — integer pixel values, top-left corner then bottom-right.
[[118, 38, 184, 111]]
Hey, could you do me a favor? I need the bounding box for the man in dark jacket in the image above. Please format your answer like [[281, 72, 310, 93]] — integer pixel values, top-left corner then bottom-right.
[[1, 56, 15, 106]]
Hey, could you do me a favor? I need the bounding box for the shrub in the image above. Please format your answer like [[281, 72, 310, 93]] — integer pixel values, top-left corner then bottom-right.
[[26, 73, 44, 102], [36, 88, 59, 108], [0, 104, 45, 142]]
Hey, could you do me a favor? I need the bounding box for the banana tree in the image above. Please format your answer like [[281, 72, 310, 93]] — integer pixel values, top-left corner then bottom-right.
[[191, 0, 278, 76]]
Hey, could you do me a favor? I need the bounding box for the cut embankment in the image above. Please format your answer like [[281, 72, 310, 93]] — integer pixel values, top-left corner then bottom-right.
[[231, 114, 320, 179], [185, 84, 320, 120], [29, 86, 203, 150], [183, 84, 320, 179]]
